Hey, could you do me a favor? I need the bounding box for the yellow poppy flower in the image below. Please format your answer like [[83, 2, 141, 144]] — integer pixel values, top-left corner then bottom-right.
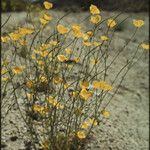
[[43, 1, 53, 9], [72, 24, 81, 31], [18, 27, 34, 35], [12, 66, 24, 75], [65, 48, 73, 54], [43, 14, 52, 21], [19, 39, 27, 46], [74, 57, 80, 63], [1, 36, 10, 43], [57, 55, 68, 62], [39, 75, 48, 83], [79, 81, 89, 89], [9, 32, 21, 41], [107, 19, 117, 28], [141, 43, 149, 50], [79, 89, 93, 100], [72, 24, 82, 38], [90, 4, 100, 15], [93, 41, 101, 47], [92, 81, 112, 91], [90, 58, 98, 65], [82, 33, 89, 41], [100, 35, 108, 41], [88, 118, 98, 126], [101, 110, 110, 118], [80, 121, 89, 129], [53, 76, 63, 84], [86, 31, 93, 37], [40, 17, 49, 25], [49, 40, 58, 46], [77, 131, 86, 139], [39, 50, 49, 57], [133, 19, 144, 28], [90, 15, 101, 24], [64, 83, 70, 89], [57, 24, 68, 34], [47, 96, 64, 109], [26, 80, 34, 89], [83, 41, 92, 46]]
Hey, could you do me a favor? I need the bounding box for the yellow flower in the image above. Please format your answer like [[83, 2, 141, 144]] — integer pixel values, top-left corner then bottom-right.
[[40, 50, 49, 57], [72, 24, 81, 31], [100, 35, 108, 41], [101, 110, 110, 118], [72, 91, 79, 97], [53, 76, 63, 84], [57, 55, 68, 62], [9, 32, 21, 41], [80, 81, 89, 89], [72, 24, 82, 38], [82, 33, 89, 41], [57, 24, 68, 34], [1, 36, 10, 43], [141, 43, 149, 50], [90, 15, 101, 24], [39, 75, 48, 83], [49, 40, 58, 46], [65, 48, 73, 54], [92, 81, 112, 91], [12, 66, 24, 75], [43, 1, 53, 9], [86, 31, 93, 37], [43, 14, 53, 21], [88, 118, 98, 126], [83, 41, 92, 47], [26, 80, 34, 89], [80, 121, 89, 129], [33, 104, 49, 114], [47, 96, 64, 109], [79, 89, 93, 100], [90, 58, 98, 65], [77, 131, 86, 139], [2, 77, 10, 82], [74, 57, 80, 63], [64, 83, 70, 89], [93, 41, 101, 47], [133, 19, 144, 28], [107, 19, 117, 28], [40, 17, 49, 25], [18, 27, 34, 35], [19, 39, 27, 46], [90, 4, 100, 15]]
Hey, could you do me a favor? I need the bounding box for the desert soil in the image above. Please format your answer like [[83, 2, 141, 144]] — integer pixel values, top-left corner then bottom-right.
[[1, 10, 149, 150]]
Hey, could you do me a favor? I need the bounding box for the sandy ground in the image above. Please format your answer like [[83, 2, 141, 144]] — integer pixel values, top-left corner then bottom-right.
[[1, 10, 149, 150]]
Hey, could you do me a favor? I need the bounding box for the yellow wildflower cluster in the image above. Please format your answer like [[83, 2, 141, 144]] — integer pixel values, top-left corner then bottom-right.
[[92, 81, 112, 91], [107, 18, 117, 28], [141, 43, 149, 50], [80, 118, 98, 129], [33, 104, 49, 115], [79, 89, 93, 100], [47, 96, 64, 109], [133, 19, 144, 28], [90, 4, 101, 24], [12, 66, 25, 75], [57, 24, 68, 34], [40, 13, 52, 26]]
